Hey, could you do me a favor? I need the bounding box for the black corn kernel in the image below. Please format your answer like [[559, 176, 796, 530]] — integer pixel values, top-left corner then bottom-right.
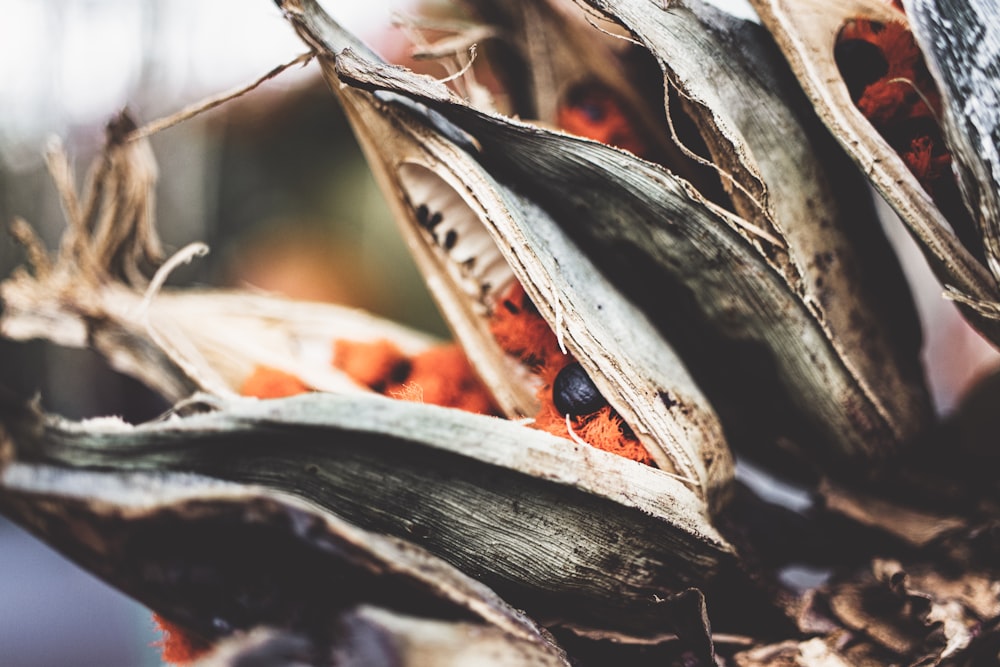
[[415, 204, 429, 226], [553, 362, 607, 416]]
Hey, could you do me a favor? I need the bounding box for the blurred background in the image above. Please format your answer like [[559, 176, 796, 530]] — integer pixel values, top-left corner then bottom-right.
[[0, 1, 435, 664], [0, 0, 996, 665]]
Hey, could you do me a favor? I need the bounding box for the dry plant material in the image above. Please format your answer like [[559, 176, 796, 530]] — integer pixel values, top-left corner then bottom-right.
[[0, 435, 568, 665], [279, 0, 735, 508], [0, 392, 751, 641], [0, 122, 445, 402], [309, 0, 932, 480], [489, 281, 652, 464], [749, 0, 1000, 344], [835, 14, 977, 255], [0, 32, 742, 652], [1, 0, 998, 664]]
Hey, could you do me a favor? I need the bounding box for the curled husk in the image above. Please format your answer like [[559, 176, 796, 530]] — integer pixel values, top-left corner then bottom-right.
[[749, 0, 1000, 345], [0, 413, 567, 663], [0, 391, 764, 638], [277, 0, 931, 477], [279, 0, 735, 507]]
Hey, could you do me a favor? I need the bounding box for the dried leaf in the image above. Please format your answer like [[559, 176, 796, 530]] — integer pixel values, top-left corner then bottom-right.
[[0, 391, 761, 638], [904, 0, 1000, 287], [279, 0, 735, 506], [818, 478, 968, 549], [0, 457, 563, 660], [748, 0, 1000, 345], [818, 559, 989, 665], [324, 37, 928, 471]]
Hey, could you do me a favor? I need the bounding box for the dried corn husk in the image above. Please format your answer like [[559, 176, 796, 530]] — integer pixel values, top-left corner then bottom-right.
[[0, 276, 441, 402], [0, 29, 748, 634], [0, 391, 757, 638], [748, 0, 1000, 345], [277, 0, 931, 476], [0, 428, 566, 662], [279, 0, 734, 506], [0, 118, 439, 401], [457, 0, 697, 176], [904, 0, 1000, 288]]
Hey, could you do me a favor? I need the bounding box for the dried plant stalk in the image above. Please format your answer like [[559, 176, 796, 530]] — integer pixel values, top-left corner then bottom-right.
[[0, 437, 567, 663]]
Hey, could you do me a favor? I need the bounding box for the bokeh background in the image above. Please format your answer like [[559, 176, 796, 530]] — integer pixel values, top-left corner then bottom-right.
[[0, 0, 996, 664]]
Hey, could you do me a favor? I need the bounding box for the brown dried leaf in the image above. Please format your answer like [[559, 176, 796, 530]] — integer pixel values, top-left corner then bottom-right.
[[819, 478, 968, 549]]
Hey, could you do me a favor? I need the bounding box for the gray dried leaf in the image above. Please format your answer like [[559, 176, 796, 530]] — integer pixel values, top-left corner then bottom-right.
[[0, 455, 563, 661], [0, 391, 754, 638], [279, 0, 735, 506], [748, 0, 1000, 345], [904, 0, 1000, 285], [576, 0, 925, 392], [326, 42, 927, 472]]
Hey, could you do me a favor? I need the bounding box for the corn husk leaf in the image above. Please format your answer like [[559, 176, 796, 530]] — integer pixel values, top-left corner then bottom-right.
[[302, 30, 928, 476], [570, 0, 924, 396], [748, 0, 1000, 345], [904, 0, 1000, 288], [0, 432, 565, 662], [0, 390, 765, 638], [278, 0, 735, 506]]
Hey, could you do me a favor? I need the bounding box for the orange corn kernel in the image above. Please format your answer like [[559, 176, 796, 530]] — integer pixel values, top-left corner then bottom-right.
[[332, 338, 497, 415], [240, 366, 311, 398], [557, 83, 648, 158], [152, 614, 210, 665], [489, 282, 653, 465]]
